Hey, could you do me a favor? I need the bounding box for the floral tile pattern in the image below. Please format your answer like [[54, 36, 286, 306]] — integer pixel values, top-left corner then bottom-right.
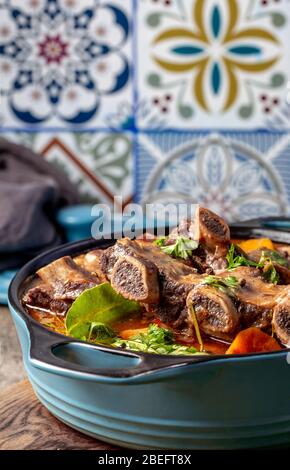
[[3, 131, 133, 207], [136, 131, 290, 221], [138, 0, 290, 129], [0, 0, 289, 220], [0, 0, 132, 128]]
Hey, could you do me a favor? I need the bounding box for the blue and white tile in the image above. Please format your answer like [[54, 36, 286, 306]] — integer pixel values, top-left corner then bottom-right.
[[137, 0, 290, 130], [136, 131, 290, 221], [1, 130, 133, 207], [0, 0, 132, 129]]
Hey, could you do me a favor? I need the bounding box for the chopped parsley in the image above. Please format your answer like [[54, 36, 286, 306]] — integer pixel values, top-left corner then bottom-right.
[[155, 236, 198, 260], [226, 244, 280, 285], [261, 249, 289, 268], [201, 275, 239, 297], [258, 252, 280, 285], [226, 244, 258, 270], [113, 323, 202, 355]]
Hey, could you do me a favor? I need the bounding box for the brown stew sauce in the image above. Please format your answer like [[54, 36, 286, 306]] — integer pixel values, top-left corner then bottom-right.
[[23, 240, 288, 356]]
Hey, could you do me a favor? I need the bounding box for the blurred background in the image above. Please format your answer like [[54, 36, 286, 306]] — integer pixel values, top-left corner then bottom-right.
[[0, 0, 290, 389]]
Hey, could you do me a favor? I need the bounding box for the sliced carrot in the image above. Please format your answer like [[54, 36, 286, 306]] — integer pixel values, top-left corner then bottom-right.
[[238, 238, 274, 253], [119, 328, 148, 340], [226, 327, 281, 355]]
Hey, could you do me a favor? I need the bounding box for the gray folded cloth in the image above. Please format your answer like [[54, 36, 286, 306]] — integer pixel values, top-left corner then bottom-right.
[[0, 138, 80, 269]]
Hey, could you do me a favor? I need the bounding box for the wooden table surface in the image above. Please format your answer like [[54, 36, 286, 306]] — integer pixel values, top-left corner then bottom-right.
[[0, 380, 117, 450], [0, 306, 26, 391]]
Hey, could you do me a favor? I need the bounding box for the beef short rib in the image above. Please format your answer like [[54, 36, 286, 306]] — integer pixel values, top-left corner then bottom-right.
[[187, 286, 239, 340], [100, 237, 200, 328], [24, 256, 99, 314]]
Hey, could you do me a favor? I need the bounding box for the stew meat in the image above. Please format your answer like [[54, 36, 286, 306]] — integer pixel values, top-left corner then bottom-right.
[[23, 207, 290, 354]]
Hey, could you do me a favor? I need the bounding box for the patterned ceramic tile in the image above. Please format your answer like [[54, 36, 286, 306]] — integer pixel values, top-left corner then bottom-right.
[[1, 0, 290, 221], [136, 130, 290, 221], [2, 131, 133, 207], [137, 0, 290, 130], [0, 0, 132, 129]]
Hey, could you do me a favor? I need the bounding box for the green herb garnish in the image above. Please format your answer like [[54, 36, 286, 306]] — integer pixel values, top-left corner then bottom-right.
[[226, 244, 280, 285], [113, 323, 203, 356], [258, 252, 280, 285], [65, 283, 140, 341], [154, 237, 167, 247], [189, 305, 203, 352], [260, 250, 289, 267], [155, 236, 198, 260], [226, 244, 258, 270], [202, 275, 239, 296]]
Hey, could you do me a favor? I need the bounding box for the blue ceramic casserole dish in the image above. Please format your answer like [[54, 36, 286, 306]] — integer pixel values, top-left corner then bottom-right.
[[8, 228, 290, 450]]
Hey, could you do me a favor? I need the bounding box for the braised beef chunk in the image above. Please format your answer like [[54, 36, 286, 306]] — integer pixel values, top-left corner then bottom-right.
[[194, 206, 230, 255], [185, 266, 290, 340], [220, 266, 283, 305], [98, 207, 233, 332], [187, 286, 239, 340], [237, 303, 273, 331], [37, 256, 98, 288], [23, 285, 71, 315], [169, 207, 230, 253], [74, 250, 107, 282], [53, 279, 98, 300], [155, 275, 195, 326], [111, 255, 159, 303], [218, 267, 286, 332], [188, 270, 289, 341], [247, 249, 290, 284], [37, 256, 99, 300], [167, 207, 230, 272], [98, 210, 290, 340], [22, 205, 290, 348], [273, 299, 290, 346], [205, 249, 228, 272], [24, 256, 99, 314], [99, 244, 125, 279], [100, 237, 200, 327], [100, 238, 198, 279], [277, 245, 290, 258]]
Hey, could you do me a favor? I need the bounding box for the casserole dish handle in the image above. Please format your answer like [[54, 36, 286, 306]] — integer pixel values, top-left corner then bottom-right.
[[29, 323, 221, 383]]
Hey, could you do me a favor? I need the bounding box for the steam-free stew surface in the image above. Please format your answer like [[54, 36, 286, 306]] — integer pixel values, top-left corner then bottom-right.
[[22, 229, 289, 356]]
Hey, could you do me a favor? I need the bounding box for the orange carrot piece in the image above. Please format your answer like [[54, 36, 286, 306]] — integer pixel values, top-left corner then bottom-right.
[[119, 328, 148, 340], [226, 327, 281, 355], [238, 238, 274, 253]]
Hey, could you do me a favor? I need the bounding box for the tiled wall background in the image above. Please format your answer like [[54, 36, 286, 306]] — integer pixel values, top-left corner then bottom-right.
[[0, 0, 290, 220]]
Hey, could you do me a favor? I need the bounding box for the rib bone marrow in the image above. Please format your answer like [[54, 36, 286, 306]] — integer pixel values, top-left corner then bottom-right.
[[187, 286, 239, 339], [23, 207, 290, 347], [111, 255, 159, 304]]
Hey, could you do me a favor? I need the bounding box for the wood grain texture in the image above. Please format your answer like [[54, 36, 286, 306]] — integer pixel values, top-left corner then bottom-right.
[[0, 307, 26, 391], [0, 380, 117, 450]]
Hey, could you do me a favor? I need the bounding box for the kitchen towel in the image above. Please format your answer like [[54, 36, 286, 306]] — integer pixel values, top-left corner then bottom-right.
[[0, 138, 80, 269]]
